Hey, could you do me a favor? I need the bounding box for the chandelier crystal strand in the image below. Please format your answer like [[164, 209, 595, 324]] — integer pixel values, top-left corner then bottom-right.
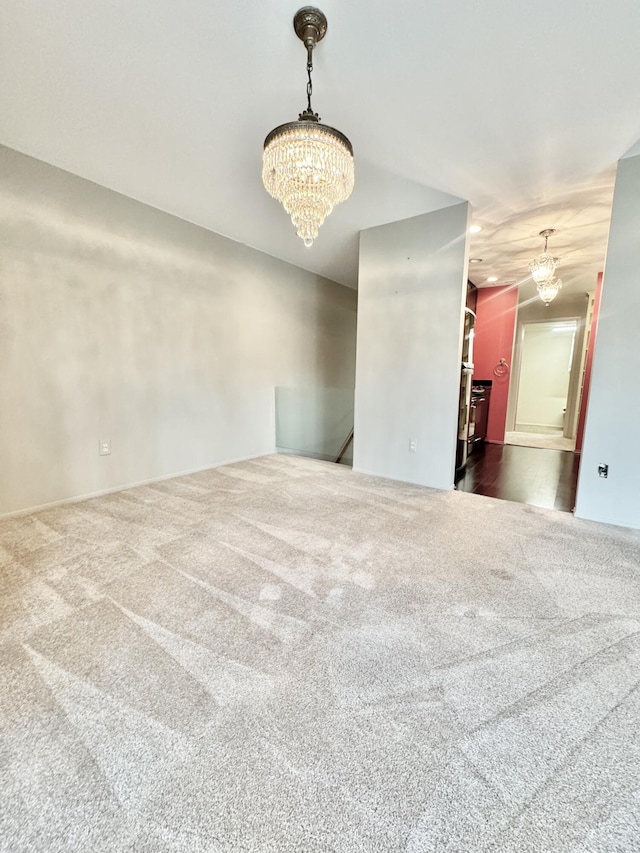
[[537, 278, 562, 306], [263, 125, 354, 247], [530, 252, 557, 284], [529, 229, 558, 285], [262, 7, 354, 247]]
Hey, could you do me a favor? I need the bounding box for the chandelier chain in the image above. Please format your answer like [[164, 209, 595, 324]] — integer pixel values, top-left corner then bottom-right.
[[306, 47, 313, 112]]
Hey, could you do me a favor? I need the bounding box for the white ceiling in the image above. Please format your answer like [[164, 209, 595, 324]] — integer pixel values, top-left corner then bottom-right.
[[2, 1, 640, 300]]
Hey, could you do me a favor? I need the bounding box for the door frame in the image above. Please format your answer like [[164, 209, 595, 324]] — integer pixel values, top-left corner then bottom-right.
[[506, 315, 584, 436]]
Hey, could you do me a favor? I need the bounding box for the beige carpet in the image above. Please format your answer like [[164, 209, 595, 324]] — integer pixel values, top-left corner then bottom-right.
[[1, 454, 640, 851], [505, 430, 577, 452]]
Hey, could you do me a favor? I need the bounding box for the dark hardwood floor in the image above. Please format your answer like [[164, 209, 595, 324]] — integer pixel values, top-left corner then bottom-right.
[[456, 442, 581, 512]]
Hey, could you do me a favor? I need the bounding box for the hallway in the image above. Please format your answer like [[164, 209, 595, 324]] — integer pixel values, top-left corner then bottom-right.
[[456, 443, 580, 512]]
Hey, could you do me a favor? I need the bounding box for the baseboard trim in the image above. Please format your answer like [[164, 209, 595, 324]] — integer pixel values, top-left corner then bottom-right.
[[351, 466, 454, 492], [276, 447, 336, 463], [0, 450, 276, 519], [514, 424, 564, 434]]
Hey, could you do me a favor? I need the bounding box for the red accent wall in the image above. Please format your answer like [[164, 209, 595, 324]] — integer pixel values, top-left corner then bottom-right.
[[575, 272, 604, 453], [473, 286, 518, 443]]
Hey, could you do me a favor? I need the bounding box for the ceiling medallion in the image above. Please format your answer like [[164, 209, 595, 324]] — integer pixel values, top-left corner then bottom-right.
[[262, 7, 354, 248], [529, 228, 561, 305]]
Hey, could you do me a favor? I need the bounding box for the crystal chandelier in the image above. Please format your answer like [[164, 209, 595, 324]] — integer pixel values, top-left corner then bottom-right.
[[262, 7, 354, 248], [529, 228, 559, 285], [537, 278, 562, 306]]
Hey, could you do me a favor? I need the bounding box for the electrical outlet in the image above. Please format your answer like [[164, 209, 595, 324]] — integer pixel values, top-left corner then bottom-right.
[[598, 463, 608, 478], [409, 439, 417, 453], [99, 439, 111, 456]]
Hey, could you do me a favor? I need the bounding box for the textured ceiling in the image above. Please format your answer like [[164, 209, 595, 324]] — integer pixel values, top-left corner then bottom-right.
[[467, 172, 617, 301], [2, 0, 639, 302]]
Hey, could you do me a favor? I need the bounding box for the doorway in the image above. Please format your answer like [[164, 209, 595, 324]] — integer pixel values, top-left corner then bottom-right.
[[505, 319, 579, 452], [456, 293, 590, 512], [457, 314, 583, 511]]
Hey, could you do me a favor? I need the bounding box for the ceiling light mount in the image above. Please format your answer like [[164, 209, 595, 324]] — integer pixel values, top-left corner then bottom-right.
[[293, 7, 328, 51], [262, 7, 354, 248]]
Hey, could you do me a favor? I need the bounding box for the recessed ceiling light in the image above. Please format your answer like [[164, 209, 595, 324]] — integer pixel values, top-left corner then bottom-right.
[[469, 224, 483, 234], [469, 258, 483, 264], [486, 276, 498, 282]]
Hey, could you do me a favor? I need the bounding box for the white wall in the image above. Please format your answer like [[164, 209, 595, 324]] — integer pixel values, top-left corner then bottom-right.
[[515, 322, 575, 431], [575, 153, 640, 529], [353, 203, 470, 490], [0, 146, 357, 515]]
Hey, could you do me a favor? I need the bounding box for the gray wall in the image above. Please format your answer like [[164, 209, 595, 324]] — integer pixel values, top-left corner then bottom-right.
[[575, 153, 640, 529], [353, 203, 470, 490], [0, 146, 357, 515]]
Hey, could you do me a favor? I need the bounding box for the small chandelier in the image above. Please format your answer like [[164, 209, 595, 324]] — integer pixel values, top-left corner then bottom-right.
[[537, 278, 562, 306], [529, 228, 559, 285], [262, 7, 354, 247]]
